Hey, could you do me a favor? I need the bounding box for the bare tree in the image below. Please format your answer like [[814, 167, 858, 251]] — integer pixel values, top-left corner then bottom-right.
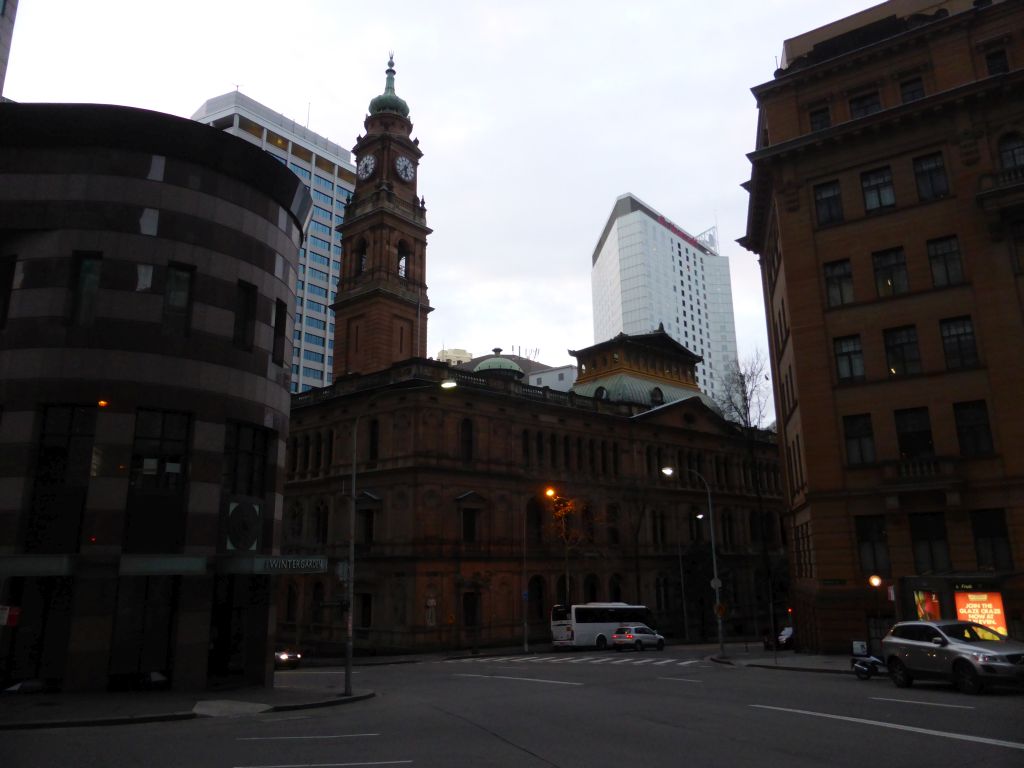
[[715, 349, 773, 431]]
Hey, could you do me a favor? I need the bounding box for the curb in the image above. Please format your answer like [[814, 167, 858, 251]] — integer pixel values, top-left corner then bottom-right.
[[746, 663, 850, 675], [0, 691, 377, 731]]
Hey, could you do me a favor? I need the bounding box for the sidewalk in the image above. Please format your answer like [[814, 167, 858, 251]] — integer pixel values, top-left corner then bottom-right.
[[0, 643, 854, 730]]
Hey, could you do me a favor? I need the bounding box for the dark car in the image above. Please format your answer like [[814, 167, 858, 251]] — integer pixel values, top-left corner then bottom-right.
[[881, 620, 1024, 694], [274, 648, 302, 669]]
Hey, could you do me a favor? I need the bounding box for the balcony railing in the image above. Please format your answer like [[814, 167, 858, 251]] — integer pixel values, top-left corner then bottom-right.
[[977, 166, 1024, 212]]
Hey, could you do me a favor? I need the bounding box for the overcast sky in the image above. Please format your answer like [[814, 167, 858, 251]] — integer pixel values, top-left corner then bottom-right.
[[6, 0, 875, 368]]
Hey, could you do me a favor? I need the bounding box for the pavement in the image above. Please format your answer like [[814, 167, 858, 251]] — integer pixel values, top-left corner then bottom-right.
[[0, 643, 853, 730]]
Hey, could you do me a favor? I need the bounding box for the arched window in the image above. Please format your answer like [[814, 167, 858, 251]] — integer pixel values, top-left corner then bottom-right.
[[584, 573, 599, 603], [288, 437, 298, 474], [286, 504, 303, 544], [651, 387, 664, 405], [528, 575, 546, 622], [460, 418, 473, 462], [397, 241, 410, 279], [313, 500, 328, 544], [301, 434, 310, 470], [522, 429, 530, 464], [594, 386, 608, 401], [325, 430, 334, 467], [609, 573, 623, 602], [355, 239, 368, 275], [999, 133, 1024, 169], [312, 431, 322, 470]]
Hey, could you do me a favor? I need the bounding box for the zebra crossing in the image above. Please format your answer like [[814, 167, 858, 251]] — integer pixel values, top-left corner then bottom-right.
[[442, 654, 711, 668]]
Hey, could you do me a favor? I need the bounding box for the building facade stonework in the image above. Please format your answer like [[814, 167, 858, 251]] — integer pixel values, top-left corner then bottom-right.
[[741, 0, 1024, 652]]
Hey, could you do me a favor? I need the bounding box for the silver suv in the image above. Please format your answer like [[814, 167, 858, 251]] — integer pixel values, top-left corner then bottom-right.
[[881, 620, 1024, 694]]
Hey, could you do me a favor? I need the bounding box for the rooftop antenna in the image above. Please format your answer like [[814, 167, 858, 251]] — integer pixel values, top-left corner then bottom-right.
[[234, 84, 241, 92]]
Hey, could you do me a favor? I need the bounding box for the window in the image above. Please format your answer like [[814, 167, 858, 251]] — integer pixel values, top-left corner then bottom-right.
[[909, 513, 951, 573], [233, 281, 257, 349], [843, 414, 875, 465], [834, 336, 864, 381], [357, 509, 374, 544], [861, 167, 895, 212], [971, 510, 1013, 571], [162, 264, 193, 336], [462, 507, 479, 543], [913, 153, 949, 201], [460, 418, 473, 462], [809, 106, 831, 131], [70, 252, 102, 326], [0, 254, 16, 329], [223, 422, 269, 497], [985, 49, 1009, 76], [272, 299, 287, 365], [900, 77, 925, 103], [999, 134, 1024, 169], [894, 407, 933, 459], [884, 326, 921, 376], [940, 316, 978, 370], [954, 400, 993, 456], [814, 181, 843, 226], [130, 409, 190, 490], [824, 260, 854, 307], [856, 516, 890, 576], [873, 247, 908, 297], [849, 90, 882, 118], [928, 237, 963, 287]]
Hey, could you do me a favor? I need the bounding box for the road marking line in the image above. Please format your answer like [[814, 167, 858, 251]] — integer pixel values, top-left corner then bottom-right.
[[660, 677, 703, 683], [750, 705, 1024, 751], [632, 658, 654, 664], [589, 657, 612, 663], [677, 660, 703, 666], [610, 658, 633, 664], [567, 656, 597, 663], [238, 734, 380, 741], [654, 659, 675, 665], [235, 762, 412, 768], [870, 697, 976, 710], [455, 673, 582, 686]]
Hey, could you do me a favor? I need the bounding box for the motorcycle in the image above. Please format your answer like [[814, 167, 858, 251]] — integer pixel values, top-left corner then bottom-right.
[[851, 654, 884, 680]]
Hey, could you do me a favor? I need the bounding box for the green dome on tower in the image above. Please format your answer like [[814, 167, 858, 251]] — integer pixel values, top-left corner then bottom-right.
[[368, 55, 410, 118]]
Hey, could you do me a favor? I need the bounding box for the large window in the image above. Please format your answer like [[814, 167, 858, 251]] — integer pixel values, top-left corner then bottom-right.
[[233, 281, 257, 350], [70, 252, 102, 326], [999, 134, 1024, 169], [834, 336, 864, 381], [909, 513, 951, 573], [985, 49, 1009, 76], [900, 77, 925, 103], [814, 181, 843, 226], [843, 414, 875, 465], [894, 407, 933, 459], [884, 326, 921, 376], [861, 167, 895, 212], [971, 510, 1013, 571], [913, 153, 949, 201], [849, 90, 882, 119], [223, 422, 270, 498], [130, 410, 190, 491], [462, 507, 479, 543], [162, 264, 193, 336], [856, 516, 890, 577], [809, 106, 831, 131], [953, 400, 993, 457], [824, 259, 854, 307], [873, 247, 908, 297], [940, 316, 978, 370], [928, 236, 963, 287]]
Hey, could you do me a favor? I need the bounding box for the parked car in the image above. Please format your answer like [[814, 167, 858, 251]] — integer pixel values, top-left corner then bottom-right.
[[274, 648, 302, 669], [881, 620, 1024, 694], [777, 626, 794, 649], [610, 625, 665, 651]]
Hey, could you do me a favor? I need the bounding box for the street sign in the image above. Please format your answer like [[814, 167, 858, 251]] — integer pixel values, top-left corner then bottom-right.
[[710, 577, 722, 589]]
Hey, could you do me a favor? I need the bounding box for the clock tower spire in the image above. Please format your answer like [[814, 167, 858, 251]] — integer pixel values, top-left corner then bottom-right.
[[333, 55, 433, 376]]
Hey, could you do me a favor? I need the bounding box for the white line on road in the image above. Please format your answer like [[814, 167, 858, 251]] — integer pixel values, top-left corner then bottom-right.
[[610, 658, 633, 664], [567, 656, 598, 663], [632, 659, 654, 664], [870, 697, 976, 710], [676, 659, 704, 666], [234, 761, 412, 768], [455, 673, 583, 686], [660, 677, 703, 683], [589, 657, 612, 663], [281, 670, 358, 675], [237, 734, 380, 741], [750, 705, 1024, 750], [653, 659, 675, 665]]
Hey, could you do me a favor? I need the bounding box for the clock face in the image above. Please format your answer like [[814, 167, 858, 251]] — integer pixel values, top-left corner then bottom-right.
[[394, 155, 415, 182], [357, 154, 376, 180]]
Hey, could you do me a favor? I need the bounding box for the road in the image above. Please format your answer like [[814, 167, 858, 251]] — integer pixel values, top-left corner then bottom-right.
[[7, 647, 1024, 767]]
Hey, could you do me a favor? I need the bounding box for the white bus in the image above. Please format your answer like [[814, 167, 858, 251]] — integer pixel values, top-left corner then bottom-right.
[[550, 602, 650, 649]]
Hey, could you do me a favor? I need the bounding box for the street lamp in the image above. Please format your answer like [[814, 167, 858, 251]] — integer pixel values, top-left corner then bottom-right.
[[661, 466, 724, 658], [343, 378, 456, 696], [869, 574, 882, 656]]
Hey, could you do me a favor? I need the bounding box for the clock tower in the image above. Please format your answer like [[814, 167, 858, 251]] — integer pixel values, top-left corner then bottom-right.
[[333, 56, 433, 375]]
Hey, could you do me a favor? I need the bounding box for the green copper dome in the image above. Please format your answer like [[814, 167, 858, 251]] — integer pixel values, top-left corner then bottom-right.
[[368, 55, 410, 118], [474, 348, 524, 376]]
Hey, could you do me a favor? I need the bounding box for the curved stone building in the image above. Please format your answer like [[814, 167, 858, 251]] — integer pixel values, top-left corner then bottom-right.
[[0, 103, 314, 691]]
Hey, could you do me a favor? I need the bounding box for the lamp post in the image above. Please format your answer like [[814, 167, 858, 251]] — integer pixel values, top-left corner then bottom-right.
[[343, 378, 456, 697], [869, 574, 882, 656], [662, 466, 724, 658]]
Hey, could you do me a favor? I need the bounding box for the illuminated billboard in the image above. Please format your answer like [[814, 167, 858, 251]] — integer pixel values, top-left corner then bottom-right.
[[913, 590, 941, 621], [954, 591, 1007, 635]]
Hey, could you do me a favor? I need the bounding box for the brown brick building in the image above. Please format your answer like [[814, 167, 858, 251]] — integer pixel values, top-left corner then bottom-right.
[[741, 0, 1024, 652], [278, 62, 786, 655]]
